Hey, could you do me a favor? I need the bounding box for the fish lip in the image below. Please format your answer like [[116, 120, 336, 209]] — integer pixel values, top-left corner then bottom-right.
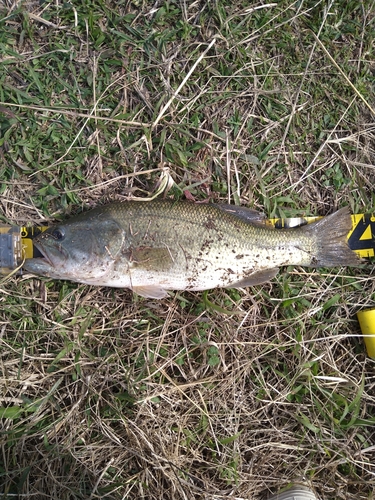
[[30, 236, 69, 268], [31, 240, 53, 266]]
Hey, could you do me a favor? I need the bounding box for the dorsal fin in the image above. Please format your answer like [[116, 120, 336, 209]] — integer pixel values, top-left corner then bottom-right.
[[217, 204, 269, 227]]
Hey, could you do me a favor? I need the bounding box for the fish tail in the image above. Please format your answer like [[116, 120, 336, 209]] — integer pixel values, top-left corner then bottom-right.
[[303, 207, 359, 267]]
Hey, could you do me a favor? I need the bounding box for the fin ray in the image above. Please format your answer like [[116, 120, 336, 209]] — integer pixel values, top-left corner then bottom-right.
[[217, 204, 268, 226], [131, 247, 174, 271], [229, 268, 279, 288], [132, 285, 169, 299], [301, 207, 359, 267]]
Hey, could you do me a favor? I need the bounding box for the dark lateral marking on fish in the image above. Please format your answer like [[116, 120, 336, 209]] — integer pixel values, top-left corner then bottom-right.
[[204, 217, 217, 231], [236, 254, 244, 259], [200, 238, 215, 254]]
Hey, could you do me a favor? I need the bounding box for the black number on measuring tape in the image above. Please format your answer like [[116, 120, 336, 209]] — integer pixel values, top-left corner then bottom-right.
[[348, 215, 375, 251]]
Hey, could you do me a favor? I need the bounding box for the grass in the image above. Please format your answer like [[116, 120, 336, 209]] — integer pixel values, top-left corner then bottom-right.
[[1, 0, 375, 498]]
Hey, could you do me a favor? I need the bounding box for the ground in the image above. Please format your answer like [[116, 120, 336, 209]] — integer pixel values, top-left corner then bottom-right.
[[0, 1, 374, 499]]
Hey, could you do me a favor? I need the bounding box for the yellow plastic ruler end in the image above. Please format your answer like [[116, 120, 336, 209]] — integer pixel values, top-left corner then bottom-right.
[[357, 309, 375, 359], [20, 226, 48, 260]]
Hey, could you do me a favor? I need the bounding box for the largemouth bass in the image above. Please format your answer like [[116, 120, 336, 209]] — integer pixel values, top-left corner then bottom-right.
[[23, 200, 359, 298]]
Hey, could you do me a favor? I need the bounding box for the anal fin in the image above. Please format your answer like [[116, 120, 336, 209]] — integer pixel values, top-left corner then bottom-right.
[[132, 284, 169, 299], [229, 267, 279, 288]]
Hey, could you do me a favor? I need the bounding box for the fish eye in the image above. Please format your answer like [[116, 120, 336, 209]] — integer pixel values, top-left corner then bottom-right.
[[51, 228, 65, 241]]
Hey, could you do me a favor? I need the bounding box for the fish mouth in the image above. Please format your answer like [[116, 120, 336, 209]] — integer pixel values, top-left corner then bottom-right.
[[32, 241, 51, 262], [23, 237, 68, 273]]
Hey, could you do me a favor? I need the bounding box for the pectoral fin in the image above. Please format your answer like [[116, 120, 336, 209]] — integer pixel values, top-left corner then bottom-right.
[[132, 285, 169, 299], [131, 247, 174, 272], [229, 268, 279, 288]]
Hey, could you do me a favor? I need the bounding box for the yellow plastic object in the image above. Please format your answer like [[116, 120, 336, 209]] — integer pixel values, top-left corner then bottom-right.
[[357, 309, 375, 359], [20, 226, 48, 259], [0, 225, 22, 275], [0, 225, 47, 275]]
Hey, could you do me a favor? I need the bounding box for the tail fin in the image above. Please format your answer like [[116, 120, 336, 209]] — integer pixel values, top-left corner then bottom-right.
[[303, 207, 360, 267]]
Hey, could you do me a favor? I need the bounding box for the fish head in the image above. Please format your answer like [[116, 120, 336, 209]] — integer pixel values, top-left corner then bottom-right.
[[23, 217, 125, 283]]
